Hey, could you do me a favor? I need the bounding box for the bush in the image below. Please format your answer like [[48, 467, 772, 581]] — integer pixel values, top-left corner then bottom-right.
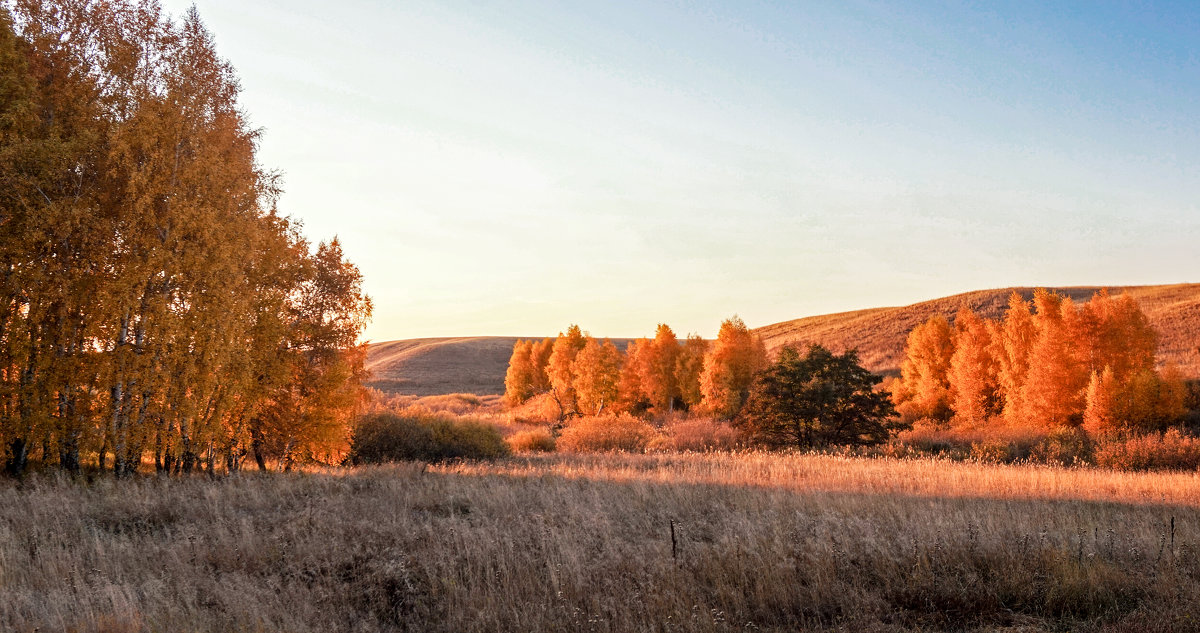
[[1095, 429, 1200, 471], [556, 414, 659, 453], [650, 417, 740, 452], [346, 412, 510, 464], [508, 428, 556, 453], [1031, 427, 1093, 466], [887, 420, 1047, 463]]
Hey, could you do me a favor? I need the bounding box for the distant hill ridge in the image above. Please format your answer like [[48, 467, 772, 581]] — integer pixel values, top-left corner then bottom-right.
[[366, 284, 1200, 395]]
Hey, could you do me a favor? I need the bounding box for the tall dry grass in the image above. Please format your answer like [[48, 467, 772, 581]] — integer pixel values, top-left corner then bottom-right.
[[3, 453, 1200, 631]]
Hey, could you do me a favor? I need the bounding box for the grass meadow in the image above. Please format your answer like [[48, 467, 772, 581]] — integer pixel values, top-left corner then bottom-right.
[[3, 452, 1200, 632]]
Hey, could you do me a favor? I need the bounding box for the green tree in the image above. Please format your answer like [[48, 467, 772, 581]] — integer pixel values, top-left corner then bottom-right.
[[737, 344, 898, 449]]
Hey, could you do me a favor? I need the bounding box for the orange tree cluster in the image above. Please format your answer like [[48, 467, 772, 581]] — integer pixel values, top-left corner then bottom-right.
[[892, 289, 1187, 435], [504, 318, 767, 421], [0, 2, 370, 476]]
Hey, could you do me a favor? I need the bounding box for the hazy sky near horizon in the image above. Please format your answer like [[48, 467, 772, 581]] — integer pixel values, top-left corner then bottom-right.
[[160, 0, 1200, 341]]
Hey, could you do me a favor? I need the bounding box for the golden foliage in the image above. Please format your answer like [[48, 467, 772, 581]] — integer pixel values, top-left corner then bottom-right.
[[698, 316, 767, 418], [947, 309, 1000, 425], [893, 315, 954, 422], [571, 338, 622, 416], [895, 289, 1186, 435], [547, 325, 586, 418], [0, 3, 370, 475]]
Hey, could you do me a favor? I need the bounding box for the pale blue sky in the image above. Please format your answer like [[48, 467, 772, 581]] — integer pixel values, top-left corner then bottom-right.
[[160, 0, 1200, 341]]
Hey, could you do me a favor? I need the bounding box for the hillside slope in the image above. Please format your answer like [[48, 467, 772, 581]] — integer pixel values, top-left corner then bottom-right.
[[365, 337, 636, 396], [366, 284, 1200, 395], [756, 284, 1200, 377], [365, 337, 524, 396]]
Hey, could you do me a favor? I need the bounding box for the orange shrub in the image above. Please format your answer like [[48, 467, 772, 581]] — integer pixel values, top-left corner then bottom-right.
[[556, 414, 659, 453], [505, 392, 561, 425], [1094, 429, 1200, 471], [650, 417, 740, 452], [508, 428, 556, 453]]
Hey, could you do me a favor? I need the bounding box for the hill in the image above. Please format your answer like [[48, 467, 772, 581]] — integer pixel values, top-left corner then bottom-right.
[[366, 284, 1200, 395], [757, 283, 1200, 377], [365, 337, 524, 396], [365, 337, 635, 396]]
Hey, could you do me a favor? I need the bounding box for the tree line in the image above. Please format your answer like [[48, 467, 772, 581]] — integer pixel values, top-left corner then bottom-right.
[[891, 289, 1189, 435], [0, 1, 370, 476], [504, 317, 768, 421], [505, 318, 900, 449]]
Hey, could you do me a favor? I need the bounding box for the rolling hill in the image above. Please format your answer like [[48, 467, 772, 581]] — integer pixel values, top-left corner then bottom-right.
[[366, 284, 1200, 395], [757, 284, 1200, 377], [366, 336, 636, 396]]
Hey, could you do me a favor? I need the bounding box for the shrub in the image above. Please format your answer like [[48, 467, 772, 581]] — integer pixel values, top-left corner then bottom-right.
[[888, 420, 1047, 463], [508, 428, 556, 453], [1031, 427, 1093, 466], [505, 392, 561, 425], [346, 412, 510, 464], [650, 417, 740, 452], [1095, 429, 1200, 471], [556, 414, 659, 453]]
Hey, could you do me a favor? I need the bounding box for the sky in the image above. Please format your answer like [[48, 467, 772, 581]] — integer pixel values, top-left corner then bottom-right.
[[158, 0, 1200, 342]]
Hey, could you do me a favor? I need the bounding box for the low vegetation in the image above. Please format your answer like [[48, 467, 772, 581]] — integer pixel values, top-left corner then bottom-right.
[[555, 414, 659, 453], [346, 411, 510, 464], [4, 453, 1200, 632]]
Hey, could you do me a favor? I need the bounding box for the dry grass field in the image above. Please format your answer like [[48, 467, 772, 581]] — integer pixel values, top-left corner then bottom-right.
[[365, 284, 1200, 396], [4, 453, 1200, 632]]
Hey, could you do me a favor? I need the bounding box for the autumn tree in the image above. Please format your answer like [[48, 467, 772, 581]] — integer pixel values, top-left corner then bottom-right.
[[994, 292, 1037, 425], [737, 344, 898, 449], [675, 334, 709, 410], [699, 316, 767, 418], [1021, 290, 1089, 427], [253, 239, 372, 471], [504, 340, 536, 406], [892, 315, 954, 422], [947, 309, 1000, 425], [1074, 289, 1157, 383], [1115, 365, 1188, 433], [572, 338, 622, 415], [529, 337, 554, 394], [1082, 367, 1119, 436], [0, 2, 372, 476], [547, 325, 587, 420], [616, 338, 651, 415], [640, 324, 681, 413]]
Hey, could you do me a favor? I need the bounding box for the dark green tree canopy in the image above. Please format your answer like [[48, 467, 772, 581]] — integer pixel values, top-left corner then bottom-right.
[[737, 344, 900, 449]]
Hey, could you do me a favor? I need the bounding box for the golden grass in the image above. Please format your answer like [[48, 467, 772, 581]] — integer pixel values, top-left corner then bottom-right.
[[3, 453, 1200, 631]]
